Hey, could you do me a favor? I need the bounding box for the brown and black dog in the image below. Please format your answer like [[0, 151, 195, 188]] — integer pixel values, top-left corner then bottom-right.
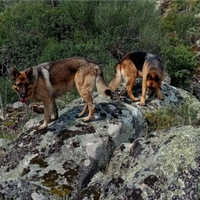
[[11, 57, 112, 130], [109, 50, 163, 105]]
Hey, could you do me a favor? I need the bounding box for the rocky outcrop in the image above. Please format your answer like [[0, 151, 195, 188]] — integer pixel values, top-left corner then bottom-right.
[[0, 81, 199, 200], [84, 125, 200, 200], [0, 99, 147, 199]]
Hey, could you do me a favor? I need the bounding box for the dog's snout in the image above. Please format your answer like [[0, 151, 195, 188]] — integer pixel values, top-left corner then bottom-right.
[[20, 93, 26, 98]]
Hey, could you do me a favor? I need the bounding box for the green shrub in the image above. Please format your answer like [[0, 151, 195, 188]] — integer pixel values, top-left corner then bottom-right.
[[161, 1, 199, 45], [162, 44, 196, 88], [94, 1, 164, 52], [175, 13, 197, 42], [0, 0, 198, 107], [0, 1, 51, 69], [145, 98, 198, 132], [39, 38, 69, 62], [0, 77, 18, 106]]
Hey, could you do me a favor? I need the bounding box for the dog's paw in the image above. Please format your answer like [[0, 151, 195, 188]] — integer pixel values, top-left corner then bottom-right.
[[157, 93, 164, 100], [81, 116, 91, 122], [38, 124, 47, 130], [76, 114, 83, 118], [51, 114, 58, 121], [133, 97, 140, 102], [139, 101, 146, 106]]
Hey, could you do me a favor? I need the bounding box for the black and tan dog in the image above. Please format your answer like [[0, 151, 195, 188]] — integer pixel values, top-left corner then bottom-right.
[[109, 50, 163, 105], [11, 57, 112, 130]]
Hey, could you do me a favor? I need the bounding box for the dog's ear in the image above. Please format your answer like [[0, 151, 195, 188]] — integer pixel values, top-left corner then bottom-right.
[[11, 67, 20, 82], [154, 75, 160, 83], [25, 67, 33, 81]]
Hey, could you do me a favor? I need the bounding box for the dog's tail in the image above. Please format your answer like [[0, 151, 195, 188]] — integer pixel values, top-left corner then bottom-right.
[[108, 63, 122, 91], [95, 65, 112, 98]]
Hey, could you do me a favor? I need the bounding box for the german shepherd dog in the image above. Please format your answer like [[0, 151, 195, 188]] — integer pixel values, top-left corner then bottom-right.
[[11, 57, 112, 130], [109, 50, 163, 105]]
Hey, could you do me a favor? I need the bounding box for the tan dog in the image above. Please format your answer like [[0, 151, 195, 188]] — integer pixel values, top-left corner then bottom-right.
[[11, 57, 112, 130], [109, 51, 163, 105]]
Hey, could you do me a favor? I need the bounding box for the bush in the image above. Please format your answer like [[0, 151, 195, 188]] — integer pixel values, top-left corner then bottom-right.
[[145, 97, 198, 132], [39, 38, 69, 62], [175, 13, 197, 42], [162, 44, 196, 88], [0, 1, 51, 69], [0, 77, 18, 107], [161, 1, 199, 45], [0, 0, 198, 106], [94, 1, 164, 53]]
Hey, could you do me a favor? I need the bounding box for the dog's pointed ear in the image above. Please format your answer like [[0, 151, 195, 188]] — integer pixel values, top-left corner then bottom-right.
[[25, 67, 33, 81], [11, 67, 20, 82]]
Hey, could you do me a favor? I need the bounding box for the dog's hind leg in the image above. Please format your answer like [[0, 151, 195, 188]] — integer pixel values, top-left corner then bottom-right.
[[124, 70, 139, 101], [82, 101, 95, 122], [122, 60, 139, 102], [126, 79, 140, 101], [77, 94, 95, 122], [75, 70, 95, 122], [77, 88, 95, 122], [76, 103, 88, 118]]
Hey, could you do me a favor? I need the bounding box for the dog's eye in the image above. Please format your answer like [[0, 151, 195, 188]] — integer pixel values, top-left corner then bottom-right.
[[14, 83, 20, 87], [147, 74, 153, 80], [16, 83, 22, 87], [154, 75, 159, 83], [14, 85, 20, 91], [27, 82, 32, 87]]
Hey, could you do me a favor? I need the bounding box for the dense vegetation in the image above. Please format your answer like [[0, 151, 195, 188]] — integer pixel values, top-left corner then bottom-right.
[[0, 0, 199, 107]]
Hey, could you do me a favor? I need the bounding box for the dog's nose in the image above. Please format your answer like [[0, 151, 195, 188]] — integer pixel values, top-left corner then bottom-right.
[[20, 93, 26, 98]]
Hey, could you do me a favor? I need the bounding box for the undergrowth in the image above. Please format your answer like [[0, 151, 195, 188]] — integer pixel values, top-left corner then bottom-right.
[[145, 98, 198, 132], [0, 106, 37, 141]]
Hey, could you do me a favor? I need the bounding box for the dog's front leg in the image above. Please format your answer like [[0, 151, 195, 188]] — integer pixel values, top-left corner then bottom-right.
[[38, 103, 52, 130], [156, 88, 163, 100], [139, 77, 147, 106], [51, 100, 58, 121]]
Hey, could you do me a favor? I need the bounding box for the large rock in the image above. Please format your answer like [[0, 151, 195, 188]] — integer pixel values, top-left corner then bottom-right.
[[0, 82, 199, 200], [5, 102, 26, 113], [85, 126, 200, 200], [0, 97, 147, 200]]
